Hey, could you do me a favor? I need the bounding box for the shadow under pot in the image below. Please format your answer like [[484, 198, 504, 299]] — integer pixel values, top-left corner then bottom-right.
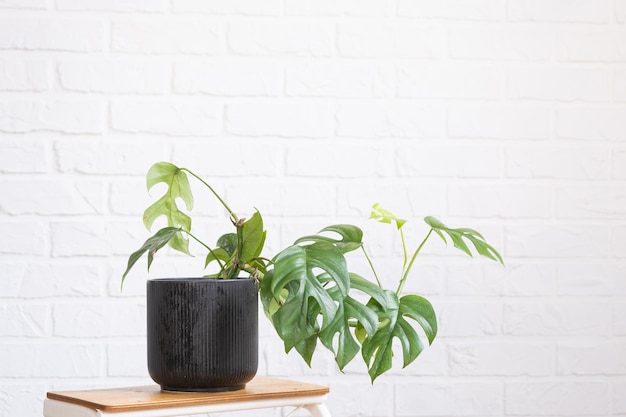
[[146, 277, 258, 392]]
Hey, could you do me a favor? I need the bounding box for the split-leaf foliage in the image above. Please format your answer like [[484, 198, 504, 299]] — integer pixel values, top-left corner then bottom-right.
[[123, 162, 503, 382]]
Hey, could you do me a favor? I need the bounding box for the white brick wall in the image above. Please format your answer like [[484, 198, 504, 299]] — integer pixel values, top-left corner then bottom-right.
[[1, 1, 625, 417]]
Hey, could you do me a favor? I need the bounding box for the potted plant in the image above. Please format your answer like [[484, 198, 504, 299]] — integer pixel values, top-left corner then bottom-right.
[[122, 162, 503, 392]]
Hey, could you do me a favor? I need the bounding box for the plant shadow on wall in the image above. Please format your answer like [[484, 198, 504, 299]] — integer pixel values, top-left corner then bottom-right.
[[122, 162, 503, 389]]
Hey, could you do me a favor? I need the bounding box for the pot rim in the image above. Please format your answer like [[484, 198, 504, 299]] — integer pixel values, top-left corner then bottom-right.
[[148, 277, 255, 283]]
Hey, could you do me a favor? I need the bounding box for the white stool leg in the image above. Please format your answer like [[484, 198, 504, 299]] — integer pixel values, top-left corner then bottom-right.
[[303, 403, 332, 417]]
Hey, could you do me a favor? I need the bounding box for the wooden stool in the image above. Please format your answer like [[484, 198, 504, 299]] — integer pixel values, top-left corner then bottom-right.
[[44, 376, 331, 417]]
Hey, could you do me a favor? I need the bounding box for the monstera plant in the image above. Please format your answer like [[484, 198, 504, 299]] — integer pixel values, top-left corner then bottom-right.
[[123, 162, 503, 382]]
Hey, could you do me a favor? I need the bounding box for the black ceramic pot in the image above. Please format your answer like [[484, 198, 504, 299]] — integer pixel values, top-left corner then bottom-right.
[[146, 277, 258, 392]]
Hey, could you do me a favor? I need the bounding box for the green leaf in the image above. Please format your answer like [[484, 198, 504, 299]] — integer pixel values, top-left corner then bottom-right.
[[240, 210, 266, 263], [424, 216, 504, 264], [294, 224, 363, 254], [320, 295, 382, 370], [204, 233, 239, 277], [360, 290, 398, 380], [316, 273, 379, 370], [217, 233, 237, 256], [294, 335, 318, 367], [121, 227, 182, 287], [303, 242, 351, 297], [204, 247, 230, 269], [361, 292, 438, 382], [319, 300, 361, 370], [260, 269, 282, 317], [370, 203, 407, 230], [264, 243, 349, 351], [399, 295, 437, 345], [349, 273, 389, 308], [142, 162, 194, 255], [423, 216, 446, 229]]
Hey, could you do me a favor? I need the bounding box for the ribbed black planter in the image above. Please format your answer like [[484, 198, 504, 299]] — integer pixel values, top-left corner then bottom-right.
[[146, 278, 258, 392]]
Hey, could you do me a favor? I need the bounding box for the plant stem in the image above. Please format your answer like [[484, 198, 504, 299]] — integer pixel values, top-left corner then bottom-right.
[[396, 229, 433, 295], [400, 227, 408, 271], [187, 231, 226, 273], [186, 231, 212, 252], [361, 246, 383, 288], [182, 168, 239, 223], [231, 221, 245, 279], [242, 264, 265, 281]]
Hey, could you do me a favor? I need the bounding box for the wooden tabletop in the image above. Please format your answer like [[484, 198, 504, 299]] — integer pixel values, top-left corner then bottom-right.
[[46, 377, 330, 412]]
